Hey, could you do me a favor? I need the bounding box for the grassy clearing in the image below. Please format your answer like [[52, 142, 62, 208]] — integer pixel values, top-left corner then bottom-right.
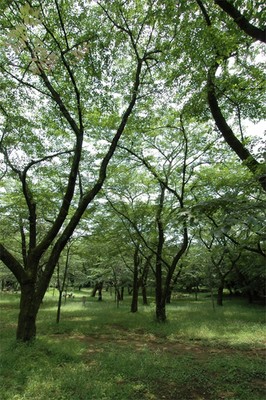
[[0, 290, 265, 400]]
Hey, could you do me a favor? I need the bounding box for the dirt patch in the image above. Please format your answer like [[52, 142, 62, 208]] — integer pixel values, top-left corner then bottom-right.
[[50, 325, 266, 362], [48, 328, 265, 400]]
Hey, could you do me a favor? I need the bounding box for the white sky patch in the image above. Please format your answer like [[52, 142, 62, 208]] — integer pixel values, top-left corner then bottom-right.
[[244, 119, 266, 138]]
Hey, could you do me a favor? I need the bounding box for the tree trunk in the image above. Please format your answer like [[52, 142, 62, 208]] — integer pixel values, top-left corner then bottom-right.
[[98, 283, 103, 301], [16, 281, 40, 341], [131, 288, 138, 312], [91, 284, 98, 297], [217, 284, 224, 306], [131, 245, 140, 313], [155, 269, 166, 322], [142, 285, 148, 305], [141, 254, 151, 306], [210, 286, 216, 311], [91, 282, 103, 299], [131, 277, 139, 313], [166, 286, 172, 304], [56, 290, 63, 324], [156, 300, 166, 322], [194, 285, 199, 301]]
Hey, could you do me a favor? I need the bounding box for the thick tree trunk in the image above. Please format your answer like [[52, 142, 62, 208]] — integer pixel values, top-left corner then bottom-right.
[[131, 288, 138, 312], [156, 300, 166, 322], [16, 282, 40, 341], [142, 285, 148, 305]]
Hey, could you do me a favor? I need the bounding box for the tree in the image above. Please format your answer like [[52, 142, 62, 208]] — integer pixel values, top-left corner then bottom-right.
[[191, 154, 266, 303], [106, 115, 215, 321], [0, 0, 160, 341]]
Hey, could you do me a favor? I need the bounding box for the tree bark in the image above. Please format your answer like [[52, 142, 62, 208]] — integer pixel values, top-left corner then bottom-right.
[[156, 301, 166, 322], [141, 285, 148, 305], [16, 281, 40, 341]]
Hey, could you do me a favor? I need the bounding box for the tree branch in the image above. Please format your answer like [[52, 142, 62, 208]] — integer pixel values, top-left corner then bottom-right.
[[214, 0, 266, 43], [207, 65, 266, 191], [0, 244, 27, 284], [35, 57, 144, 297]]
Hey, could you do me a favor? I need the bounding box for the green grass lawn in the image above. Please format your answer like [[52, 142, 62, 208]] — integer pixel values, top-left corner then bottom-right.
[[0, 290, 265, 400]]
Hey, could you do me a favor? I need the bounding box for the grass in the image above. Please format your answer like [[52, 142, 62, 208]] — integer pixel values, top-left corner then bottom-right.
[[0, 290, 265, 400]]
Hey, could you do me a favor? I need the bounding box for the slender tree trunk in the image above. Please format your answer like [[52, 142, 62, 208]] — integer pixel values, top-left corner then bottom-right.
[[166, 286, 173, 304], [217, 284, 224, 306], [131, 245, 140, 313], [98, 282, 103, 301], [141, 254, 151, 306], [131, 277, 139, 313], [155, 260, 166, 321], [92, 282, 102, 298], [155, 184, 166, 322], [16, 281, 40, 341], [56, 290, 63, 324], [131, 287, 138, 312], [194, 285, 199, 301], [210, 286, 216, 311]]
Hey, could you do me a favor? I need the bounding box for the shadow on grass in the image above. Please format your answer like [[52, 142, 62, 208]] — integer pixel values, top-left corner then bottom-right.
[[1, 291, 265, 400]]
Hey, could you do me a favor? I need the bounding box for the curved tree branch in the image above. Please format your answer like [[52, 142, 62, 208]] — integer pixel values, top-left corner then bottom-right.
[[195, 1, 266, 191], [207, 65, 266, 191], [214, 0, 266, 43], [0, 244, 27, 284]]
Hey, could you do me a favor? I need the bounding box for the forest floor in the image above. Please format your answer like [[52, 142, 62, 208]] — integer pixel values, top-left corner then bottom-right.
[[0, 290, 265, 400]]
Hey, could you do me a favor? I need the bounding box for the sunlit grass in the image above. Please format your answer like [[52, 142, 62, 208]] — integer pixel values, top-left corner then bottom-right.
[[0, 290, 265, 400]]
